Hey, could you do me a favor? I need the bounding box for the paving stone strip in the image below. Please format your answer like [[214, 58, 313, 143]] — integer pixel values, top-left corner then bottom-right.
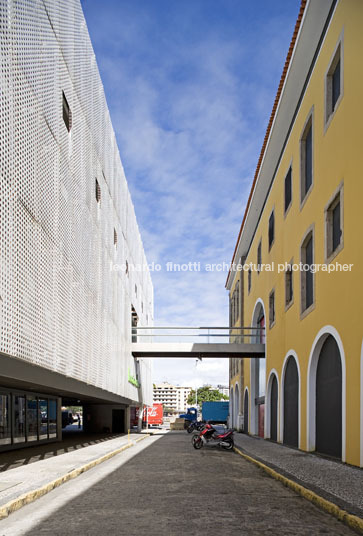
[[234, 433, 363, 518]]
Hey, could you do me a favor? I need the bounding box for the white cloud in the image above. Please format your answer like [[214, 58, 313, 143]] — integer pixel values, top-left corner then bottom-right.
[[82, 0, 300, 387]]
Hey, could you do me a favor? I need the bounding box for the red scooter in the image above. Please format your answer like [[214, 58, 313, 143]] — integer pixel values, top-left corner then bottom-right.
[[192, 423, 234, 450]]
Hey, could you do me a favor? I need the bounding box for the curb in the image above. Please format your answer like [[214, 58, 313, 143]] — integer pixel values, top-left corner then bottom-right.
[[0, 434, 150, 520], [234, 446, 363, 535]]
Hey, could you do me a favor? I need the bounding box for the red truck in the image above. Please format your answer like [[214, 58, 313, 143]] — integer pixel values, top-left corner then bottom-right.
[[130, 403, 163, 428]]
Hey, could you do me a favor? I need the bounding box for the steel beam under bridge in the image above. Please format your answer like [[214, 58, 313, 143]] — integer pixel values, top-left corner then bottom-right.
[[132, 342, 265, 358], [131, 327, 265, 359]]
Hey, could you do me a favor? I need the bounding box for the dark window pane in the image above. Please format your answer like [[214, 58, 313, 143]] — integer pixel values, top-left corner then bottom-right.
[[305, 236, 313, 309], [14, 395, 26, 443], [248, 269, 251, 292], [0, 394, 11, 445], [49, 400, 57, 439], [235, 283, 239, 322], [332, 201, 341, 251], [95, 179, 101, 203], [268, 212, 274, 248], [269, 292, 275, 325], [132, 309, 138, 343], [257, 242, 262, 271], [305, 126, 312, 193], [62, 92, 70, 131], [286, 269, 293, 305], [27, 397, 38, 441], [332, 58, 341, 111], [285, 168, 292, 212], [39, 399, 48, 440]]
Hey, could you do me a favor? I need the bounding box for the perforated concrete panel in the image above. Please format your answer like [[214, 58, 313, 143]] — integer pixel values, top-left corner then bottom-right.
[[0, 0, 153, 405]]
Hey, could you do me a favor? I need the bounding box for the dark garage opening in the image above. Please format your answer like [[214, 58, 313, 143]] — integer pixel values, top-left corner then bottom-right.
[[316, 335, 342, 459], [283, 356, 299, 448]]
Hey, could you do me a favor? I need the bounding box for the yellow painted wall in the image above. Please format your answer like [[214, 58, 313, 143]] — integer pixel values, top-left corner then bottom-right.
[[237, 0, 363, 466]]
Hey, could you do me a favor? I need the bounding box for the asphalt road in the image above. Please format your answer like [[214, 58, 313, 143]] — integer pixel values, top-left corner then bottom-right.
[[0, 431, 357, 535]]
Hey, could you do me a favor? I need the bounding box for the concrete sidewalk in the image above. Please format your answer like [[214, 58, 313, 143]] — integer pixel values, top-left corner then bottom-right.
[[234, 433, 363, 519], [0, 431, 155, 518]]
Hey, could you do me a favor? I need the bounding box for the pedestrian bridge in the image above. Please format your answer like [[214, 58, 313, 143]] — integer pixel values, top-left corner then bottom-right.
[[131, 327, 265, 359]]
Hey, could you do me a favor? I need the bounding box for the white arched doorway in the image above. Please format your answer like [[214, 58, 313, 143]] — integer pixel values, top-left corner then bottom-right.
[[250, 299, 266, 436], [307, 326, 346, 461]]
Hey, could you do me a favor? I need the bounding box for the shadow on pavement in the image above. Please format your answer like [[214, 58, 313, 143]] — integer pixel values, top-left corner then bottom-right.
[[19, 431, 356, 536], [0, 431, 124, 473]]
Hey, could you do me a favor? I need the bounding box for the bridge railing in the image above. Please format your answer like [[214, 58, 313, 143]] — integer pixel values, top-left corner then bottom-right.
[[131, 326, 265, 345]]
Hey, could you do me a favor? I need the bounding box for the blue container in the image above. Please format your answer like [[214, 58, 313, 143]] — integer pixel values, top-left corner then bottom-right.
[[202, 401, 229, 424]]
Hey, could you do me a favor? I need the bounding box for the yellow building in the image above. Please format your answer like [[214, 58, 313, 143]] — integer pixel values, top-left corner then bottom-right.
[[226, 0, 363, 467]]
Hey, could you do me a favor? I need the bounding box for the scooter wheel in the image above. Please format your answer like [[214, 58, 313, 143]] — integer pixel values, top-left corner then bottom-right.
[[192, 436, 203, 449], [222, 439, 234, 450]]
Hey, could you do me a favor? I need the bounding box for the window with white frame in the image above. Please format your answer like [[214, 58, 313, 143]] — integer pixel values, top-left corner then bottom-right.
[[257, 240, 262, 273], [284, 167, 292, 214], [325, 184, 343, 261], [230, 292, 234, 325], [269, 289, 275, 328], [300, 114, 313, 204], [268, 210, 275, 250], [235, 281, 239, 323], [301, 229, 314, 313], [285, 263, 293, 308], [325, 41, 342, 125]]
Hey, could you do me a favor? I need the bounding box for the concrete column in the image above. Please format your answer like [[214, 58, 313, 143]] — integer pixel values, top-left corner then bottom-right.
[[125, 406, 130, 432]]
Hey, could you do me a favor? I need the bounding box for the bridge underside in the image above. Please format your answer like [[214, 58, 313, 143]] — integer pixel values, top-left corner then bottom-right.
[[131, 343, 265, 359]]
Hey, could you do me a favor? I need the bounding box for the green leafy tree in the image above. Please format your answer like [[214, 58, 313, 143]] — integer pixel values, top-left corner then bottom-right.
[[187, 385, 229, 406]]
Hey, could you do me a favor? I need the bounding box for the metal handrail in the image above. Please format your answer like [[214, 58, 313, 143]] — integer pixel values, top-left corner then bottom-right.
[[134, 333, 260, 337], [132, 326, 264, 330], [131, 326, 265, 345]]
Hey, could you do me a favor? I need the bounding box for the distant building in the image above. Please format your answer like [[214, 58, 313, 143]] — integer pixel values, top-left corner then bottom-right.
[[217, 385, 229, 398], [153, 383, 192, 413]]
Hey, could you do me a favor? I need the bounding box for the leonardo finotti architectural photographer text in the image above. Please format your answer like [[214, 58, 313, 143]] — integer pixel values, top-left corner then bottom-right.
[[109, 261, 354, 273]]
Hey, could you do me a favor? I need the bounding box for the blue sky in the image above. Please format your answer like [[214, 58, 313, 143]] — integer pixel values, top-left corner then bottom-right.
[[81, 0, 301, 387]]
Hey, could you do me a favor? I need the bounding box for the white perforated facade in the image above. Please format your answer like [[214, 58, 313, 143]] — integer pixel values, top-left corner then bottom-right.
[[0, 0, 153, 411]]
